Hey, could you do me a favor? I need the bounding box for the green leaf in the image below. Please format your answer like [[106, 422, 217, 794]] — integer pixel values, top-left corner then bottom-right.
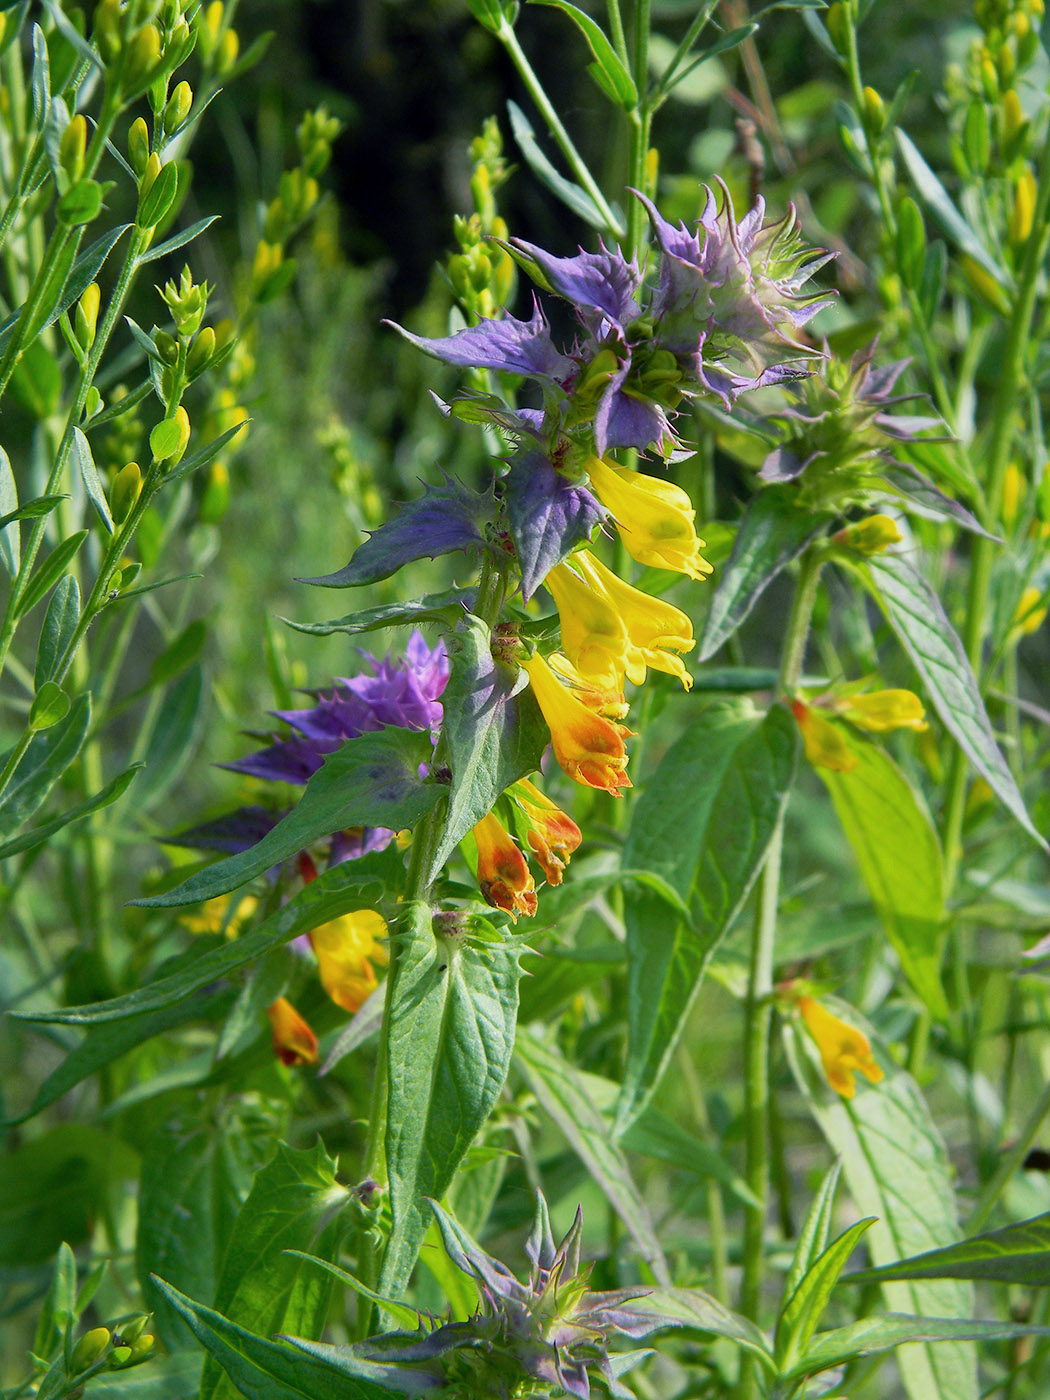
[[284, 589, 472, 638], [135, 662, 204, 810], [72, 425, 114, 532], [150, 414, 186, 460], [864, 551, 1043, 847], [16, 528, 88, 617], [28, 680, 70, 730], [25, 234, 79, 345], [19, 853, 397, 1024], [138, 161, 180, 229], [35, 574, 79, 687], [790, 1313, 1050, 1382], [0, 445, 18, 575], [427, 613, 547, 878], [514, 1026, 670, 1283], [57, 177, 103, 225], [3, 980, 230, 1124], [200, 1143, 350, 1400], [617, 702, 799, 1128], [785, 1004, 978, 1400], [164, 421, 247, 485], [816, 734, 948, 1016], [149, 618, 207, 687], [150, 1279, 416, 1399], [845, 1211, 1050, 1286], [138, 214, 221, 265], [781, 1161, 843, 1309], [0, 763, 138, 860], [896, 127, 1009, 289], [133, 728, 440, 908], [74, 1354, 202, 1399], [283, 1253, 422, 1332], [506, 100, 620, 234], [0, 493, 68, 533], [0, 692, 89, 838], [774, 1217, 876, 1370], [697, 488, 831, 661], [379, 904, 522, 1296], [530, 0, 637, 108], [136, 1100, 250, 1351], [641, 1287, 774, 1368]]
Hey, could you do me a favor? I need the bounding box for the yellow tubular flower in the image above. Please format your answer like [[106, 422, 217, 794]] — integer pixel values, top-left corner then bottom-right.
[[545, 559, 629, 692], [585, 456, 713, 580], [309, 909, 389, 1013], [522, 651, 632, 794], [799, 996, 884, 1099], [182, 893, 259, 937], [791, 700, 857, 772], [548, 653, 629, 718], [575, 551, 694, 689], [266, 997, 318, 1066], [473, 812, 537, 919], [511, 778, 582, 886], [838, 689, 928, 734]]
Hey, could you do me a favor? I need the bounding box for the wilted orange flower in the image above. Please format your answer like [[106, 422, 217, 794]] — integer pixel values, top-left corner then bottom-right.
[[522, 651, 632, 794], [266, 997, 318, 1067], [473, 811, 538, 919], [799, 996, 884, 1099], [510, 778, 582, 886], [309, 910, 389, 1012]]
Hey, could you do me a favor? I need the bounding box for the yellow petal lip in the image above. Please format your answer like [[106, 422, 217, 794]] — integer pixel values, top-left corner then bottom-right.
[[309, 909, 388, 1013], [267, 997, 318, 1067], [839, 688, 927, 733], [510, 777, 582, 886], [799, 995, 884, 1099]]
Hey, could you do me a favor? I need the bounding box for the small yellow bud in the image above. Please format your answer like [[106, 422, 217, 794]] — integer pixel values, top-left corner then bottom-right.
[[1012, 585, 1047, 637], [59, 114, 87, 183], [1010, 168, 1036, 245], [110, 463, 142, 523], [139, 152, 162, 201], [199, 459, 230, 523], [1002, 462, 1025, 529], [862, 86, 886, 136], [832, 513, 902, 555], [965, 776, 995, 818], [1003, 89, 1024, 144], [825, 1, 851, 56], [185, 324, 216, 378], [217, 26, 239, 72], [980, 52, 999, 101], [75, 282, 101, 350], [93, 0, 122, 62], [961, 255, 1012, 314], [124, 24, 162, 91], [71, 1326, 111, 1371], [164, 80, 193, 135], [204, 0, 224, 44], [252, 239, 282, 282], [128, 117, 151, 177]]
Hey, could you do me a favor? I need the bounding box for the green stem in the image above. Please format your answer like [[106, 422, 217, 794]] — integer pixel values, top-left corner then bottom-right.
[[0, 729, 33, 803], [966, 1076, 1050, 1234], [606, 0, 629, 67], [496, 21, 624, 238], [941, 118, 1050, 892], [737, 548, 822, 1397], [624, 0, 652, 257]]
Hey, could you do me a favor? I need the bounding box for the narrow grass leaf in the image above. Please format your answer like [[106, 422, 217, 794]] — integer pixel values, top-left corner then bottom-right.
[[285, 589, 472, 638], [135, 663, 204, 810], [507, 100, 617, 233]]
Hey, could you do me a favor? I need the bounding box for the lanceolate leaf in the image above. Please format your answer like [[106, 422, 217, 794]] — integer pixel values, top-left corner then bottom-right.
[[617, 702, 799, 1129], [785, 1005, 978, 1400], [514, 1027, 670, 1283], [150, 1279, 417, 1400], [132, 728, 440, 907], [641, 1287, 773, 1367], [17, 852, 398, 1025], [530, 0, 637, 109], [507, 100, 617, 234], [774, 1217, 877, 1371], [846, 1211, 1050, 1286], [34, 574, 79, 688], [285, 589, 472, 638], [697, 488, 832, 661], [0, 692, 90, 838], [200, 1143, 350, 1400], [816, 735, 948, 1017], [789, 1313, 1050, 1382], [380, 904, 522, 1297], [864, 551, 1043, 847], [426, 614, 547, 879]]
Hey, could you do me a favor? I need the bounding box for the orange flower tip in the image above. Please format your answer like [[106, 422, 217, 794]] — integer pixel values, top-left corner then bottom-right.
[[481, 878, 538, 920], [266, 997, 318, 1067]]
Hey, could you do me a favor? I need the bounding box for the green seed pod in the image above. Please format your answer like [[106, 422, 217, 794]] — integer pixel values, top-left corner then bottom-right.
[[825, 1, 852, 56], [895, 196, 926, 290], [71, 1326, 111, 1372], [185, 324, 216, 379], [963, 100, 990, 174]]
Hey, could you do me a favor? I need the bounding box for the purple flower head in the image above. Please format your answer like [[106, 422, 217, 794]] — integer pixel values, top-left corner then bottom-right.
[[636, 183, 834, 404], [509, 236, 643, 338], [385, 299, 574, 382]]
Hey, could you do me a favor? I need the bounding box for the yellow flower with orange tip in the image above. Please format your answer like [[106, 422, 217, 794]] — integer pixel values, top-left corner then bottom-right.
[[510, 778, 582, 886], [798, 995, 884, 1099], [309, 909, 389, 1012], [549, 652, 629, 718], [473, 811, 537, 919], [266, 997, 318, 1067], [521, 650, 632, 795], [584, 456, 713, 581], [791, 699, 857, 773], [836, 688, 928, 734], [547, 550, 694, 692]]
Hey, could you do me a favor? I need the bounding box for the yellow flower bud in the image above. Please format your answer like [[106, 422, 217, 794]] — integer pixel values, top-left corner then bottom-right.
[[164, 80, 193, 135], [791, 700, 857, 772], [139, 152, 162, 202], [124, 24, 162, 91], [110, 462, 142, 522], [862, 86, 886, 136], [75, 282, 101, 350], [1011, 168, 1037, 245], [218, 26, 239, 72], [1003, 88, 1024, 144], [128, 117, 151, 177], [1001, 462, 1025, 529], [204, 0, 224, 45], [833, 513, 902, 555], [1012, 585, 1047, 637], [59, 114, 87, 184], [961, 255, 1011, 314], [267, 997, 318, 1066], [838, 688, 928, 734], [71, 1326, 111, 1371]]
